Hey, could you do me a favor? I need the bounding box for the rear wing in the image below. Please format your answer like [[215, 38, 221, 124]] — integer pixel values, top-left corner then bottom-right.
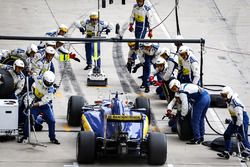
[[106, 114, 143, 123]]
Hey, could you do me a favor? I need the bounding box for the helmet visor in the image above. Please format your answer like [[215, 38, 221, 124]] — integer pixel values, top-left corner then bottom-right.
[[43, 78, 53, 87]]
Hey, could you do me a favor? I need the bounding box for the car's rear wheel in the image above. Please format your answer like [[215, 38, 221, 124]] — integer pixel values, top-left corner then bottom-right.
[[67, 96, 85, 126], [134, 96, 151, 123], [76, 131, 96, 164], [148, 132, 167, 165]]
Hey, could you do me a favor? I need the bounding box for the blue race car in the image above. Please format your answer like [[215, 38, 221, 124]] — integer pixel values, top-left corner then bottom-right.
[[67, 92, 167, 165]]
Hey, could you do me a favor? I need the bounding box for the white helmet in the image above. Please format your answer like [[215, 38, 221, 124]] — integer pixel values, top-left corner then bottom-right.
[[155, 57, 166, 65], [143, 43, 152, 47], [57, 35, 65, 44], [178, 45, 189, 54], [13, 59, 25, 70], [90, 12, 98, 19], [59, 24, 68, 33], [221, 86, 234, 99], [43, 71, 55, 87], [46, 41, 56, 47], [169, 79, 181, 90], [27, 44, 38, 54], [160, 47, 170, 57], [45, 46, 56, 55]]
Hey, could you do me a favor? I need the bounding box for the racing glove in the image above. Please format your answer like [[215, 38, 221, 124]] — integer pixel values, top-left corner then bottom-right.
[[148, 29, 153, 38], [149, 76, 154, 82], [128, 24, 134, 32], [154, 81, 162, 86], [165, 109, 174, 118], [69, 53, 80, 62], [132, 63, 143, 73], [79, 27, 85, 34]]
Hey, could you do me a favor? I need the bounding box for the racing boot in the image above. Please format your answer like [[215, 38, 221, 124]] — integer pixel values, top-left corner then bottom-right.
[[50, 138, 60, 145], [145, 87, 150, 93], [84, 64, 92, 70], [186, 138, 201, 145], [17, 136, 27, 143], [140, 82, 145, 89], [217, 151, 230, 159]]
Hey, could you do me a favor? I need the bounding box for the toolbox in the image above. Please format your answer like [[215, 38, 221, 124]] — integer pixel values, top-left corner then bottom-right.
[[0, 99, 18, 132]]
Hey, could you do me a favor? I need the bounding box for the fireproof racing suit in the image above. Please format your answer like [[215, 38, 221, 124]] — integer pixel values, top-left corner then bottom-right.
[[23, 75, 56, 140], [178, 83, 210, 141], [224, 94, 250, 153], [0, 63, 25, 98], [129, 3, 153, 39], [137, 43, 162, 88], [179, 49, 200, 85], [75, 19, 112, 67]]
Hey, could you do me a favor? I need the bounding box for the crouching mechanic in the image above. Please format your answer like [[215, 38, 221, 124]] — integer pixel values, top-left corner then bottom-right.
[[126, 42, 139, 73], [133, 43, 162, 93], [21, 71, 60, 144], [217, 86, 250, 159], [0, 59, 25, 99], [169, 79, 211, 144]]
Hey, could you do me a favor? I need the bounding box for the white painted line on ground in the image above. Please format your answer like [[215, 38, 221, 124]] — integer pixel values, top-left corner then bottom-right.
[[168, 164, 174, 167], [64, 162, 79, 167], [147, 0, 175, 48], [207, 108, 225, 134]]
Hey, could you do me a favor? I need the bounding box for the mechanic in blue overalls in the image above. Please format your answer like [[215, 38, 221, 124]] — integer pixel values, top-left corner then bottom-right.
[[76, 12, 112, 70], [133, 43, 162, 93], [0, 59, 25, 99], [217, 86, 250, 159], [29, 46, 56, 88], [21, 71, 60, 144], [38, 24, 68, 49], [154, 48, 179, 100], [126, 42, 139, 73], [178, 46, 200, 85], [129, 0, 153, 39], [169, 79, 211, 144]]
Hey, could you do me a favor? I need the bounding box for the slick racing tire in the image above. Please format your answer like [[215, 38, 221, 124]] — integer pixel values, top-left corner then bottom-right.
[[148, 132, 167, 165], [77, 131, 96, 164], [210, 94, 227, 108], [176, 112, 194, 141], [0, 69, 14, 98], [134, 96, 151, 123], [67, 96, 85, 126]]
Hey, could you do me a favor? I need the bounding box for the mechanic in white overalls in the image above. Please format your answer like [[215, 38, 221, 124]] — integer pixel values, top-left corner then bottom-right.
[[0, 59, 25, 99], [178, 46, 200, 85], [133, 43, 162, 93], [21, 71, 60, 144], [169, 79, 211, 144], [126, 42, 139, 73], [10, 44, 38, 75], [38, 24, 68, 49], [217, 86, 250, 159], [76, 12, 112, 70], [129, 0, 153, 39]]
